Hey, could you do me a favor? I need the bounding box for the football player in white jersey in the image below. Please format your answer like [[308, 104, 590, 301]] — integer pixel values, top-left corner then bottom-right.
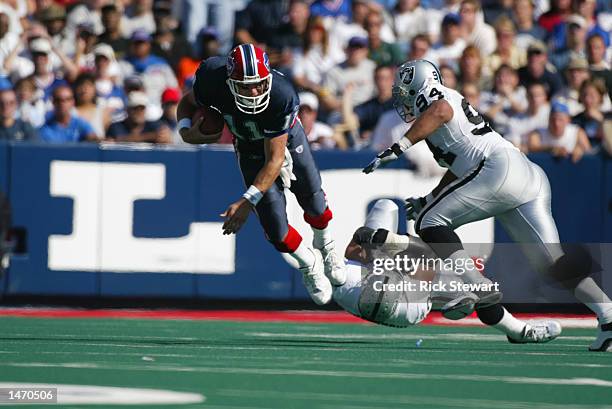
[[363, 60, 612, 352], [334, 199, 561, 343]]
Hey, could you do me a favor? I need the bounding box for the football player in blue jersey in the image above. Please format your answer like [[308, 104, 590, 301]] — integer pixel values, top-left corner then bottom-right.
[[177, 44, 346, 305]]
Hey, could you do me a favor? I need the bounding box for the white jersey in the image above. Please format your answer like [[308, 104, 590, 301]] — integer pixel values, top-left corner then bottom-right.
[[537, 124, 579, 153], [413, 83, 516, 177]]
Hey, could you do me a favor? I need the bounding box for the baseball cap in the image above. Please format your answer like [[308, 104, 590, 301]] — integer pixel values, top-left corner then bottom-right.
[[29, 38, 51, 54], [550, 100, 570, 115], [566, 14, 587, 29], [348, 36, 368, 48], [93, 43, 115, 60], [442, 13, 461, 26], [566, 55, 589, 70], [161, 88, 181, 104], [527, 40, 547, 55], [127, 91, 149, 108], [131, 29, 152, 42], [298, 92, 319, 111], [199, 27, 219, 40]]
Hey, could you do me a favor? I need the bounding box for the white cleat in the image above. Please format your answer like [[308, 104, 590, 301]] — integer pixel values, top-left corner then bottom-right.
[[319, 241, 347, 286], [300, 249, 333, 305], [508, 320, 562, 344], [588, 322, 612, 352]]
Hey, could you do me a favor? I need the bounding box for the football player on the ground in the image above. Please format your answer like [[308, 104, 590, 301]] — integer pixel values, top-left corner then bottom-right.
[[363, 59, 612, 352], [334, 199, 561, 344], [177, 44, 346, 305]]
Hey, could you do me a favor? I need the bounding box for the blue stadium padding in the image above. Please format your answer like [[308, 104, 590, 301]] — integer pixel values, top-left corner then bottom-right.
[[195, 147, 293, 299], [98, 146, 199, 297], [7, 143, 100, 295], [604, 157, 612, 243]]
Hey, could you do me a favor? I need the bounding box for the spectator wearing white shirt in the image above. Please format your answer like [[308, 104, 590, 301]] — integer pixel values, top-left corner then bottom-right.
[[459, 0, 497, 57], [392, 0, 429, 47], [0, 13, 19, 76], [430, 13, 466, 67], [507, 81, 551, 149], [67, 0, 105, 36], [298, 92, 336, 150], [122, 0, 156, 38], [481, 64, 528, 135]]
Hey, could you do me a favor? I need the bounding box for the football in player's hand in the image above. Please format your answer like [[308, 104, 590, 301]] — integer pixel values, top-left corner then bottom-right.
[[193, 106, 224, 143]]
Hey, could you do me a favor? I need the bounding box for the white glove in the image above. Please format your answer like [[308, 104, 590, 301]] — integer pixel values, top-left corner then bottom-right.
[[362, 138, 412, 174]]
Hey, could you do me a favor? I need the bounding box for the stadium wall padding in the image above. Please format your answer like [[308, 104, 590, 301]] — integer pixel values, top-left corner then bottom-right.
[[0, 141, 610, 300]]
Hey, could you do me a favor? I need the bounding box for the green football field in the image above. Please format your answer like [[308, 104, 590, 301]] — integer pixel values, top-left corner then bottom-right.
[[0, 316, 611, 408]]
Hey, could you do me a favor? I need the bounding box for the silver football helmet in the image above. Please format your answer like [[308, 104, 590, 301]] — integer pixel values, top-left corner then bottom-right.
[[392, 59, 443, 123]]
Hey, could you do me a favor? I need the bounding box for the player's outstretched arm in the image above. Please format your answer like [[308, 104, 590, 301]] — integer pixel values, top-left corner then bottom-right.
[[221, 134, 288, 235], [363, 100, 453, 174]]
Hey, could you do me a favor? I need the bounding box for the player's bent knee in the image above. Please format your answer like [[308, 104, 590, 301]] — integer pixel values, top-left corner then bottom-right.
[[547, 246, 592, 289], [418, 226, 463, 259], [303, 207, 333, 230], [271, 225, 303, 253]]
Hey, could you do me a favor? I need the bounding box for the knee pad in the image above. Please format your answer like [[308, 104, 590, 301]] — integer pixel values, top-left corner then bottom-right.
[[272, 225, 303, 253], [547, 246, 592, 289], [418, 226, 463, 259], [304, 207, 333, 230]]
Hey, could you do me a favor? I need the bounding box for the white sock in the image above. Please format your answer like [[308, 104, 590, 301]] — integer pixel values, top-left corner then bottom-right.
[[289, 242, 315, 269], [573, 277, 612, 324], [383, 231, 411, 245], [312, 226, 332, 250], [493, 308, 526, 339], [447, 249, 489, 285]]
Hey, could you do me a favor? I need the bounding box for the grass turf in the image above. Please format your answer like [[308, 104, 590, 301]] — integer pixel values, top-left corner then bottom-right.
[[0, 316, 611, 408]]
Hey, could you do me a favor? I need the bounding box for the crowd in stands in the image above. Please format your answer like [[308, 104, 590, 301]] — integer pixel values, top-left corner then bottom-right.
[[0, 0, 610, 167]]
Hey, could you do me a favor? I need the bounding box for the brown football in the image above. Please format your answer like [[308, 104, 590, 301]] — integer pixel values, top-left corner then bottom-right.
[[193, 106, 224, 143]]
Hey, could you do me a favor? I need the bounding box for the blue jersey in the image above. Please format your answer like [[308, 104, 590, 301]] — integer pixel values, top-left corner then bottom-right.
[[192, 56, 300, 154]]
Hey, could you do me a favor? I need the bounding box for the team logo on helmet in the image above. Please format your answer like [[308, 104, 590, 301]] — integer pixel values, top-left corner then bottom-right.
[[400, 66, 415, 85], [226, 56, 235, 77], [263, 53, 270, 72]]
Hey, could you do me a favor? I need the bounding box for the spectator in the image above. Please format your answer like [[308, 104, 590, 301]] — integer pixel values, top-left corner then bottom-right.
[[105, 91, 172, 144], [40, 85, 96, 143], [160, 87, 179, 139], [572, 78, 607, 147], [517, 41, 564, 97], [0, 13, 19, 75], [292, 16, 342, 94], [440, 63, 458, 88], [269, 0, 310, 51], [407, 34, 434, 61], [152, 25, 191, 71], [365, 11, 403, 67], [14, 75, 46, 128], [73, 22, 98, 71], [459, 0, 497, 57], [392, 0, 429, 47], [485, 16, 526, 74], [177, 27, 222, 88], [66, 0, 104, 37], [348, 65, 395, 141], [234, 0, 291, 47], [73, 72, 110, 140], [586, 33, 611, 98], [92, 43, 125, 123], [549, 15, 588, 72], [481, 64, 527, 134], [527, 101, 591, 163], [457, 45, 490, 90], [0, 86, 37, 141], [553, 55, 592, 116], [461, 82, 485, 112], [119, 29, 178, 120], [550, 0, 610, 56], [507, 81, 551, 148], [482, 0, 513, 25], [99, 3, 129, 60], [298, 92, 336, 149], [0, 1, 22, 36], [537, 0, 572, 33], [37, 5, 73, 57], [512, 0, 547, 51], [309, 0, 351, 20], [320, 36, 376, 116], [122, 0, 156, 37], [430, 13, 466, 67]]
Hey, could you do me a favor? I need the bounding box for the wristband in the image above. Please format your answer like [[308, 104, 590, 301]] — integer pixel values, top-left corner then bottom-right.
[[178, 118, 192, 131], [398, 137, 413, 151], [242, 185, 263, 206]]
